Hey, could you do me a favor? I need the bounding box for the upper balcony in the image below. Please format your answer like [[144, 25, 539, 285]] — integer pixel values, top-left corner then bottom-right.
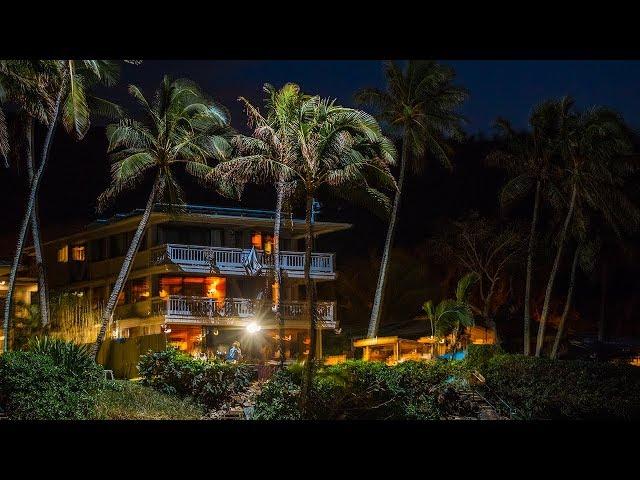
[[149, 244, 336, 280]]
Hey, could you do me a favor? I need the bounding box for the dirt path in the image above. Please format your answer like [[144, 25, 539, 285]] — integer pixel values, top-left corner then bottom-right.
[[207, 381, 264, 420]]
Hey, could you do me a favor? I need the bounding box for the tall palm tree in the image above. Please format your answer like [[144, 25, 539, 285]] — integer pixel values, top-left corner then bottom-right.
[[488, 99, 568, 354], [356, 60, 467, 339], [422, 272, 478, 356], [90, 76, 234, 359], [1, 61, 55, 330], [235, 83, 307, 367], [3, 60, 120, 351], [535, 103, 636, 356], [214, 94, 396, 412]]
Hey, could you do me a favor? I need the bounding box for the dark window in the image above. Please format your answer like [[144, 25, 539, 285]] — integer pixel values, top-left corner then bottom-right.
[[90, 238, 106, 262], [211, 229, 223, 247], [109, 233, 127, 258]]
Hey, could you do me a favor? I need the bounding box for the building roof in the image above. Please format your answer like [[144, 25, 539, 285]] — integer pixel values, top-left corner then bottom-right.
[[34, 203, 352, 248]]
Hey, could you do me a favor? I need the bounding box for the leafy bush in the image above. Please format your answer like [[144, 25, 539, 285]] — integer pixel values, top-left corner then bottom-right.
[[94, 380, 204, 420], [138, 348, 253, 409], [482, 354, 640, 419], [253, 360, 465, 420], [252, 368, 302, 420], [28, 336, 98, 378], [0, 351, 103, 420], [465, 344, 503, 371]]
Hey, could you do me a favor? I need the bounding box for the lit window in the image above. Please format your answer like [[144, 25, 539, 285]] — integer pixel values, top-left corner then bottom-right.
[[57, 245, 69, 263], [251, 232, 262, 249], [72, 245, 86, 261], [205, 276, 226, 301]]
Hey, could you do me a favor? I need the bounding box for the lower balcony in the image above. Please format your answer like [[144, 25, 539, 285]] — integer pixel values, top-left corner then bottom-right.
[[150, 295, 337, 329]]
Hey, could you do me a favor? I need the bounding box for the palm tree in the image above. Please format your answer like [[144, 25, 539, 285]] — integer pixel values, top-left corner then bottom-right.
[[488, 99, 567, 354], [422, 272, 478, 356], [535, 102, 636, 356], [235, 83, 307, 367], [3, 60, 120, 352], [356, 60, 467, 339], [90, 76, 234, 359], [1, 61, 56, 331], [213, 94, 396, 412]]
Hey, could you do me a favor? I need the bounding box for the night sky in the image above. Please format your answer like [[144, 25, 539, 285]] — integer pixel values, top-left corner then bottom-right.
[[103, 60, 640, 134]]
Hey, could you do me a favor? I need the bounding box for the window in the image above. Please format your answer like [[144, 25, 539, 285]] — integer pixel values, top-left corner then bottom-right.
[[90, 238, 106, 261], [211, 229, 223, 247], [159, 276, 183, 297], [130, 277, 150, 303], [205, 277, 226, 301], [72, 245, 86, 261], [92, 285, 106, 309], [251, 232, 262, 250], [109, 233, 127, 258], [57, 245, 68, 263]]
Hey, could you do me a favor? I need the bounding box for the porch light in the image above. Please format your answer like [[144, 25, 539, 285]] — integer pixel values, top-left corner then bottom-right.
[[246, 321, 261, 334]]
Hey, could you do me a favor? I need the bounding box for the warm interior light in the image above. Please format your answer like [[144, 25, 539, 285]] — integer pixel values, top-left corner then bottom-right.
[[246, 322, 261, 333], [251, 232, 262, 249]]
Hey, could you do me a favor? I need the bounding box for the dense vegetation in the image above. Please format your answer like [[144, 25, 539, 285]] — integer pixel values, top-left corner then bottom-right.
[[253, 360, 472, 420], [470, 349, 640, 419], [138, 348, 253, 410], [0, 339, 104, 419]]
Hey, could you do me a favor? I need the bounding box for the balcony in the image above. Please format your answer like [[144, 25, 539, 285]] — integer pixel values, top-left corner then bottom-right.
[[149, 244, 336, 279], [151, 295, 337, 329]]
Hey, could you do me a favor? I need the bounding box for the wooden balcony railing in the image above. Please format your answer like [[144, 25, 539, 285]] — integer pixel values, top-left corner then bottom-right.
[[152, 295, 337, 328], [149, 244, 335, 278]]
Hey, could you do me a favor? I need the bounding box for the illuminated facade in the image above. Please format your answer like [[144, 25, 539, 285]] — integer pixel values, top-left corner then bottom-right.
[[24, 204, 350, 362]]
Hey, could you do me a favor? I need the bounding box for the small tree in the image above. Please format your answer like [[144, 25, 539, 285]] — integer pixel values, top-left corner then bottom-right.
[[422, 272, 478, 356]]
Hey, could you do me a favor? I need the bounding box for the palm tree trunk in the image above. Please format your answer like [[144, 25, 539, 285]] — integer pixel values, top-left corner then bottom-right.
[[300, 191, 316, 413], [535, 185, 577, 357], [273, 177, 285, 367], [90, 174, 161, 359], [25, 117, 50, 327], [524, 180, 541, 355], [3, 78, 66, 352], [551, 245, 580, 359], [483, 278, 500, 345], [367, 131, 408, 338], [598, 259, 607, 342]]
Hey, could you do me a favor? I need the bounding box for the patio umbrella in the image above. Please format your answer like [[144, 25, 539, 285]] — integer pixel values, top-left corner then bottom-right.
[[243, 246, 263, 276]]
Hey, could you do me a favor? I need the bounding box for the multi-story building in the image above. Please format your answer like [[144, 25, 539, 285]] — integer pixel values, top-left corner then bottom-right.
[[25, 204, 350, 362]]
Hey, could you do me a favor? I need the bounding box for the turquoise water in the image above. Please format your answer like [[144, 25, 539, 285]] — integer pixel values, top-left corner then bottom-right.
[[438, 350, 466, 361]]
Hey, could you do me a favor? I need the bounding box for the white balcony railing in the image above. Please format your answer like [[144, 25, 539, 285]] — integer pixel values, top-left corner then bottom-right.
[[150, 244, 335, 278], [153, 295, 336, 328]]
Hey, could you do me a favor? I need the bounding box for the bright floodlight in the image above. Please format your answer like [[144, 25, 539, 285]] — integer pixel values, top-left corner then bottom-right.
[[246, 322, 261, 334]]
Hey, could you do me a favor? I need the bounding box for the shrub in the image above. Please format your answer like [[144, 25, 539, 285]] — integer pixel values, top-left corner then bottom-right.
[[28, 336, 99, 378], [482, 354, 640, 419], [253, 360, 464, 420], [0, 351, 102, 420], [138, 348, 204, 396], [138, 348, 253, 409], [94, 380, 204, 420], [252, 368, 302, 420], [465, 344, 503, 371]]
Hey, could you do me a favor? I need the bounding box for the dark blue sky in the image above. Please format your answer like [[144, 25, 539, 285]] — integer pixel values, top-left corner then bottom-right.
[[113, 60, 640, 135]]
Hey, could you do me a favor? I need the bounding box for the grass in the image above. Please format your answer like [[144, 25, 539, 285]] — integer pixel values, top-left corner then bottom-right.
[[94, 380, 205, 420]]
